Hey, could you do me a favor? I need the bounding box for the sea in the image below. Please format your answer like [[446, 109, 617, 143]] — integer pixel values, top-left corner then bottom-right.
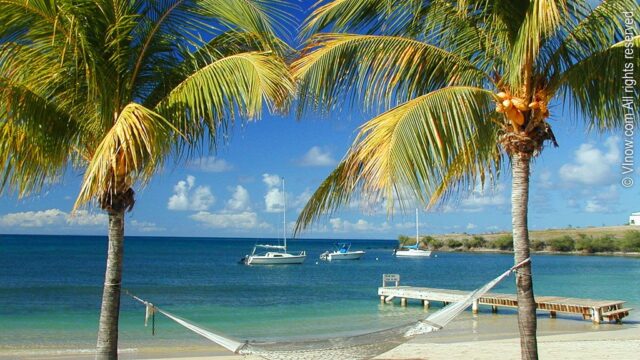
[[1, 234, 639, 358]]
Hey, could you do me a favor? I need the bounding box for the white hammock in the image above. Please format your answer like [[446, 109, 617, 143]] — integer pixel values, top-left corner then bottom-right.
[[126, 258, 529, 359]]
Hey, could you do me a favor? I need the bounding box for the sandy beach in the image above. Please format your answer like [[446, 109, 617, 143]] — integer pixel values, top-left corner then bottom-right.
[[5, 312, 638, 360], [374, 324, 640, 359], [140, 315, 640, 360], [128, 324, 640, 360]]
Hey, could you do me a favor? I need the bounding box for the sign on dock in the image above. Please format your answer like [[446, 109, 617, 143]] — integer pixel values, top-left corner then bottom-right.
[[382, 274, 400, 287]]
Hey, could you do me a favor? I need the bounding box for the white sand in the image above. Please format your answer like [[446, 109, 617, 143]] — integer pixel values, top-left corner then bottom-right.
[[16, 316, 638, 360], [374, 326, 640, 359], [136, 325, 640, 360]]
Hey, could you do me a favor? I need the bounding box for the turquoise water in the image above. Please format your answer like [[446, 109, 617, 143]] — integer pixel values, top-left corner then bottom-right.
[[1, 234, 639, 355]]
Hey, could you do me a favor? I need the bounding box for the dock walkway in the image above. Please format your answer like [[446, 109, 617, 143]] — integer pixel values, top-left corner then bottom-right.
[[378, 281, 631, 324]]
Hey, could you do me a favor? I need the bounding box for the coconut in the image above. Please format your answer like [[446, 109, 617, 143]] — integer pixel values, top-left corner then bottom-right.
[[496, 103, 505, 113], [511, 98, 528, 111], [528, 101, 540, 109], [502, 99, 512, 109], [505, 107, 525, 126], [497, 91, 508, 99]]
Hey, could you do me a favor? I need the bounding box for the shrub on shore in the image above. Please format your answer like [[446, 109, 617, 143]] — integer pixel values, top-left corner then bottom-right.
[[429, 239, 444, 250], [491, 235, 514, 250], [466, 236, 487, 249], [530, 239, 546, 251], [575, 235, 617, 253], [446, 239, 464, 249], [397, 235, 411, 247], [620, 231, 640, 252], [421, 235, 436, 247], [547, 236, 575, 252]]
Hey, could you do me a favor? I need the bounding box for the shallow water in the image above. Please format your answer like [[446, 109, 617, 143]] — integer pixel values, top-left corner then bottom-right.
[[1, 234, 638, 356]]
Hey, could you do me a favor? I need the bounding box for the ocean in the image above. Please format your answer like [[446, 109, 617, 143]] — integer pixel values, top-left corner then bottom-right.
[[1, 234, 639, 357]]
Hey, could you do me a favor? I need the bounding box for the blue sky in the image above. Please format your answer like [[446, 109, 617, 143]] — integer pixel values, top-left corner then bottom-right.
[[1, 1, 638, 239]]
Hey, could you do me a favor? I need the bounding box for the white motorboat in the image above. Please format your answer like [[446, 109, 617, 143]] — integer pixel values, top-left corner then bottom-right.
[[394, 209, 432, 257], [243, 179, 306, 265], [320, 242, 365, 261]]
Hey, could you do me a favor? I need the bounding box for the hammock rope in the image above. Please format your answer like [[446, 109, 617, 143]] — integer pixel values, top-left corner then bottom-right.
[[125, 258, 529, 359]]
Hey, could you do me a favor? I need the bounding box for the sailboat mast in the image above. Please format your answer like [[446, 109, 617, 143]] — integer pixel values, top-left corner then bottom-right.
[[283, 178, 286, 250], [415, 208, 419, 247]]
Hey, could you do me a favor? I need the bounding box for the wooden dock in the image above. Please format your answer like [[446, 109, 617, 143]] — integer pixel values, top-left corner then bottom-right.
[[378, 276, 631, 324]]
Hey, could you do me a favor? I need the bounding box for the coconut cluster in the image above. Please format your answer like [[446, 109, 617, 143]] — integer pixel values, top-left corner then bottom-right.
[[495, 91, 548, 131]]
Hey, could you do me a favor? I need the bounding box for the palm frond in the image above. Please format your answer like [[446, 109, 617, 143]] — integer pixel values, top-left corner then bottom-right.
[[507, 0, 568, 90], [429, 115, 503, 207], [552, 36, 640, 131], [301, 0, 395, 36], [542, 0, 640, 80], [141, 30, 281, 107], [0, 78, 75, 197], [199, 0, 294, 51], [130, 0, 294, 107], [74, 103, 176, 209], [414, 1, 502, 64], [155, 51, 294, 150], [295, 86, 497, 233], [293, 33, 490, 116]]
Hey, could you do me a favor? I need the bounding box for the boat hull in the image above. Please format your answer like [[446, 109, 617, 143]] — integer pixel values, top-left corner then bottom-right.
[[395, 249, 432, 257], [246, 253, 306, 265], [326, 251, 365, 261]]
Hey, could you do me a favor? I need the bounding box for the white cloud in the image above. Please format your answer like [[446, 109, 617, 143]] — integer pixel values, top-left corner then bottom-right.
[[190, 211, 269, 230], [298, 146, 336, 167], [262, 173, 281, 188], [585, 200, 608, 213], [0, 209, 67, 228], [131, 220, 166, 232], [458, 183, 507, 212], [0, 209, 107, 228], [584, 185, 619, 213], [265, 188, 285, 213], [226, 185, 251, 212], [67, 210, 109, 226], [263, 173, 284, 213], [394, 221, 415, 230], [167, 175, 215, 211], [559, 136, 620, 186], [188, 156, 233, 173], [467, 223, 477, 230], [329, 218, 391, 233]]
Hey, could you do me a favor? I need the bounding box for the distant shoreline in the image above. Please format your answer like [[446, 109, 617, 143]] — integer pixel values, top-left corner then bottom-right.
[[431, 247, 640, 258], [400, 225, 640, 256]]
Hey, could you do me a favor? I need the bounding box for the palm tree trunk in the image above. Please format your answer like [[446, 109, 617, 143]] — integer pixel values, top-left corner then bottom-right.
[[96, 208, 125, 359], [511, 152, 538, 360]]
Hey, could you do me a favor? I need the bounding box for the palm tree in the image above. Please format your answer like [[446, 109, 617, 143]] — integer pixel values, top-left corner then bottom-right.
[[292, 1, 639, 359], [0, 0, 293, 358]]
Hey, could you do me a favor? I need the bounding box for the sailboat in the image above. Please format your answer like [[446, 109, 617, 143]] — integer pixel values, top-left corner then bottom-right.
[[243, 179, 306, 265], [394, 209, 432, 257]]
